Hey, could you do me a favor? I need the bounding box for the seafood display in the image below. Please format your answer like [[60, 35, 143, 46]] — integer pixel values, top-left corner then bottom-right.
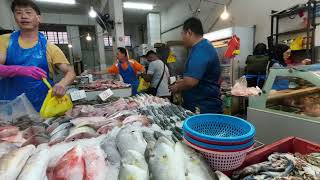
[[233, 153, 320, 180], [0, 92, 320, 180], [79, 80, 130, 91]]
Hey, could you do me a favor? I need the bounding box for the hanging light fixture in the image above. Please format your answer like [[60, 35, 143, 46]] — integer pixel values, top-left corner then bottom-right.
[[86, 33, 92, 41], [68, 44, 73, 48], [220, 5, 230, 20], [88, 6, 97, 18]]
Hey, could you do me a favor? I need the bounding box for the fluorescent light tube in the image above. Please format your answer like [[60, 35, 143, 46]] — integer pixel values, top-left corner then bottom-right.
[[35, 0, 76, 5], [123, 2, 153, 10]]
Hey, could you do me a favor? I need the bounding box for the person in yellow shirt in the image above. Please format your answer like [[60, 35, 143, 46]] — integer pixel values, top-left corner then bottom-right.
[[0, 0, 76, 111]]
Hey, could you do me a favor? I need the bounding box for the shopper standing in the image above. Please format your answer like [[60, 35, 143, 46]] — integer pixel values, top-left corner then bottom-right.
[[142, 50, 171, 98], [0, 0, 76, 112], [169, 17, 222, 114]]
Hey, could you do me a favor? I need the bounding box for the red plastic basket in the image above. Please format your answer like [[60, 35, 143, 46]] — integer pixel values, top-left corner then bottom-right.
[[225, 136, 320, 176]]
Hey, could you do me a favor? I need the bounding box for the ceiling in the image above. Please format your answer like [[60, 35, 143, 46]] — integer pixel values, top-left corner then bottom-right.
[[33, 0, 177, 24]]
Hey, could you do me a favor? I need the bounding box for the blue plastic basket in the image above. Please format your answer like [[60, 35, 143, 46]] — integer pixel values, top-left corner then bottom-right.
[[184, 132, 255, 152], [183, 114, 256, 145]]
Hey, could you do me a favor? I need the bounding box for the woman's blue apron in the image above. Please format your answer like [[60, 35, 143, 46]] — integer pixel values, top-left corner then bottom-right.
[[118, 62, 139, 96], [0, 31, 53, 112]]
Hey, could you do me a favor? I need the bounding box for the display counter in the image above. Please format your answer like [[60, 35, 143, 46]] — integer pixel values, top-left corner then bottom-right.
[[248, 65, 320, 144]]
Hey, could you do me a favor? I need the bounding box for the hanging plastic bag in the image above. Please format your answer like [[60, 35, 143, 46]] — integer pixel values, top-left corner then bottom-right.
[[224, 35, 240, 59], [231, 76, 262, 97], [290, 35, 303, 50], [137, 77, 150, 92], [40, 79, 73, 118]]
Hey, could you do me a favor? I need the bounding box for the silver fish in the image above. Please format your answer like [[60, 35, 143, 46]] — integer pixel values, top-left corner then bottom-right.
[[182, 143, 217, 180], [0, 145, 36, 180], [119, 150, 149, 180], [116, 125, 147, 156], [17, 146, 50, 180], [49, 129, 70, 145], [49, 122, 73, 137], [65, 126, 97, 142], [146, 134, 180, 180], [0, 142, 19, 158]]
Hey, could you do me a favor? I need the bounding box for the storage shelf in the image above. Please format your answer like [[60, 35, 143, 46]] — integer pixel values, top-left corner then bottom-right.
[[274, 28, 313, 36], [272, 5, 308, 18]]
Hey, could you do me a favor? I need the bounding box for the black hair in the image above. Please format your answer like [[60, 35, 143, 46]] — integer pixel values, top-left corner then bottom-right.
[[183, 17, 204, 36], [272, 44, 290, 66], [253, 43, 267, 55], [11, 0, 41, 15], [146, 50, 157, 57], [117, 47, 127, 57]]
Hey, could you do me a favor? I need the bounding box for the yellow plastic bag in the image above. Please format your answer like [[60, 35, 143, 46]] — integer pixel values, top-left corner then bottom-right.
[[40, 79, 73, 118], [137, 77, 150, 92], [290, 36, 303, 50], [167, 51, 177, 63]]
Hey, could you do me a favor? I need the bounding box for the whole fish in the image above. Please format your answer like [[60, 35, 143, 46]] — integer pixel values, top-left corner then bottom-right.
[[97, 121, 121, 135], [119, 150, 149, 180], [182, 143, 217, 180], [116, 125, 147, 156], [100, 128, 121, 165], [0, 142, 18, 158], [70, 117, 109, 129], [146, 135, 178, 180], [0, 145, 36, 180], [65, 126, 97, 142], [17, 146, 50, 180], [46, 122, 60, 134], [22, 134, 49, 147], [49, 129, 70, 145], [23, 126, 46, 139], [49, 122, 73, 137], [52, 146, 86, 180], [122, 115, 152, 126], [0, 126, 19, 138], [83, 146, 108, 180]]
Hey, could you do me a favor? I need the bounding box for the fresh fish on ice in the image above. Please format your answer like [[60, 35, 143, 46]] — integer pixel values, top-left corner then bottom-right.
[[49, 128, 70, 145], [17, 146, 50, 180], [22, 134, 49, 147], [116, 125, 147, 156], [49, 122, 73, 137], [182, 143, 216, 180], [23, 126, 46, 139], [52, 146, 86, 180], [100, 128, 121, 165], [83, 146, 108, 180], [119, 150, 149, 180], [65, 126, 97, 142], [70, 116, 122, 129], [46, 122, 59, 134], [97, 121, 121, 135], [0, 142, 18, 158], [0, 125, 19, 138], [122, 115, 152, 126], [0, 145, 35, 180], [145, 134, 179, 180]]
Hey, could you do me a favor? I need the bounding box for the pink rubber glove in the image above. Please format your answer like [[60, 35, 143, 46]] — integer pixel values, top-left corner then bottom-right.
[[0, 64, 47, 80]]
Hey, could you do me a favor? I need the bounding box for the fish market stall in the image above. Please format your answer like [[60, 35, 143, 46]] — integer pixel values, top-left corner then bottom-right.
[[0, 94, 229, 180], [74, 79, 132, 100], [248, 65, 320, 144]]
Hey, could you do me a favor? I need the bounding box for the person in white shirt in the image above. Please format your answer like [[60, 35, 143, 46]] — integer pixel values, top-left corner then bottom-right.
[[142, 50, 171, 98]]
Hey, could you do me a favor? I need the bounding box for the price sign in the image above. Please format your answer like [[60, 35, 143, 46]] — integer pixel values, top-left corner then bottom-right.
[[70, 90, 86, 101], [99, 89, 114, 101]]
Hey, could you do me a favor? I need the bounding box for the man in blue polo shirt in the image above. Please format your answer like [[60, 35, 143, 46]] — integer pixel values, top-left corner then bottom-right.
[[169, 17, 222, 114]]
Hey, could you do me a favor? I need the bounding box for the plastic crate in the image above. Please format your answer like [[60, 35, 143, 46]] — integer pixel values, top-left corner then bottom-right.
[[226, 136, 320, 175]]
